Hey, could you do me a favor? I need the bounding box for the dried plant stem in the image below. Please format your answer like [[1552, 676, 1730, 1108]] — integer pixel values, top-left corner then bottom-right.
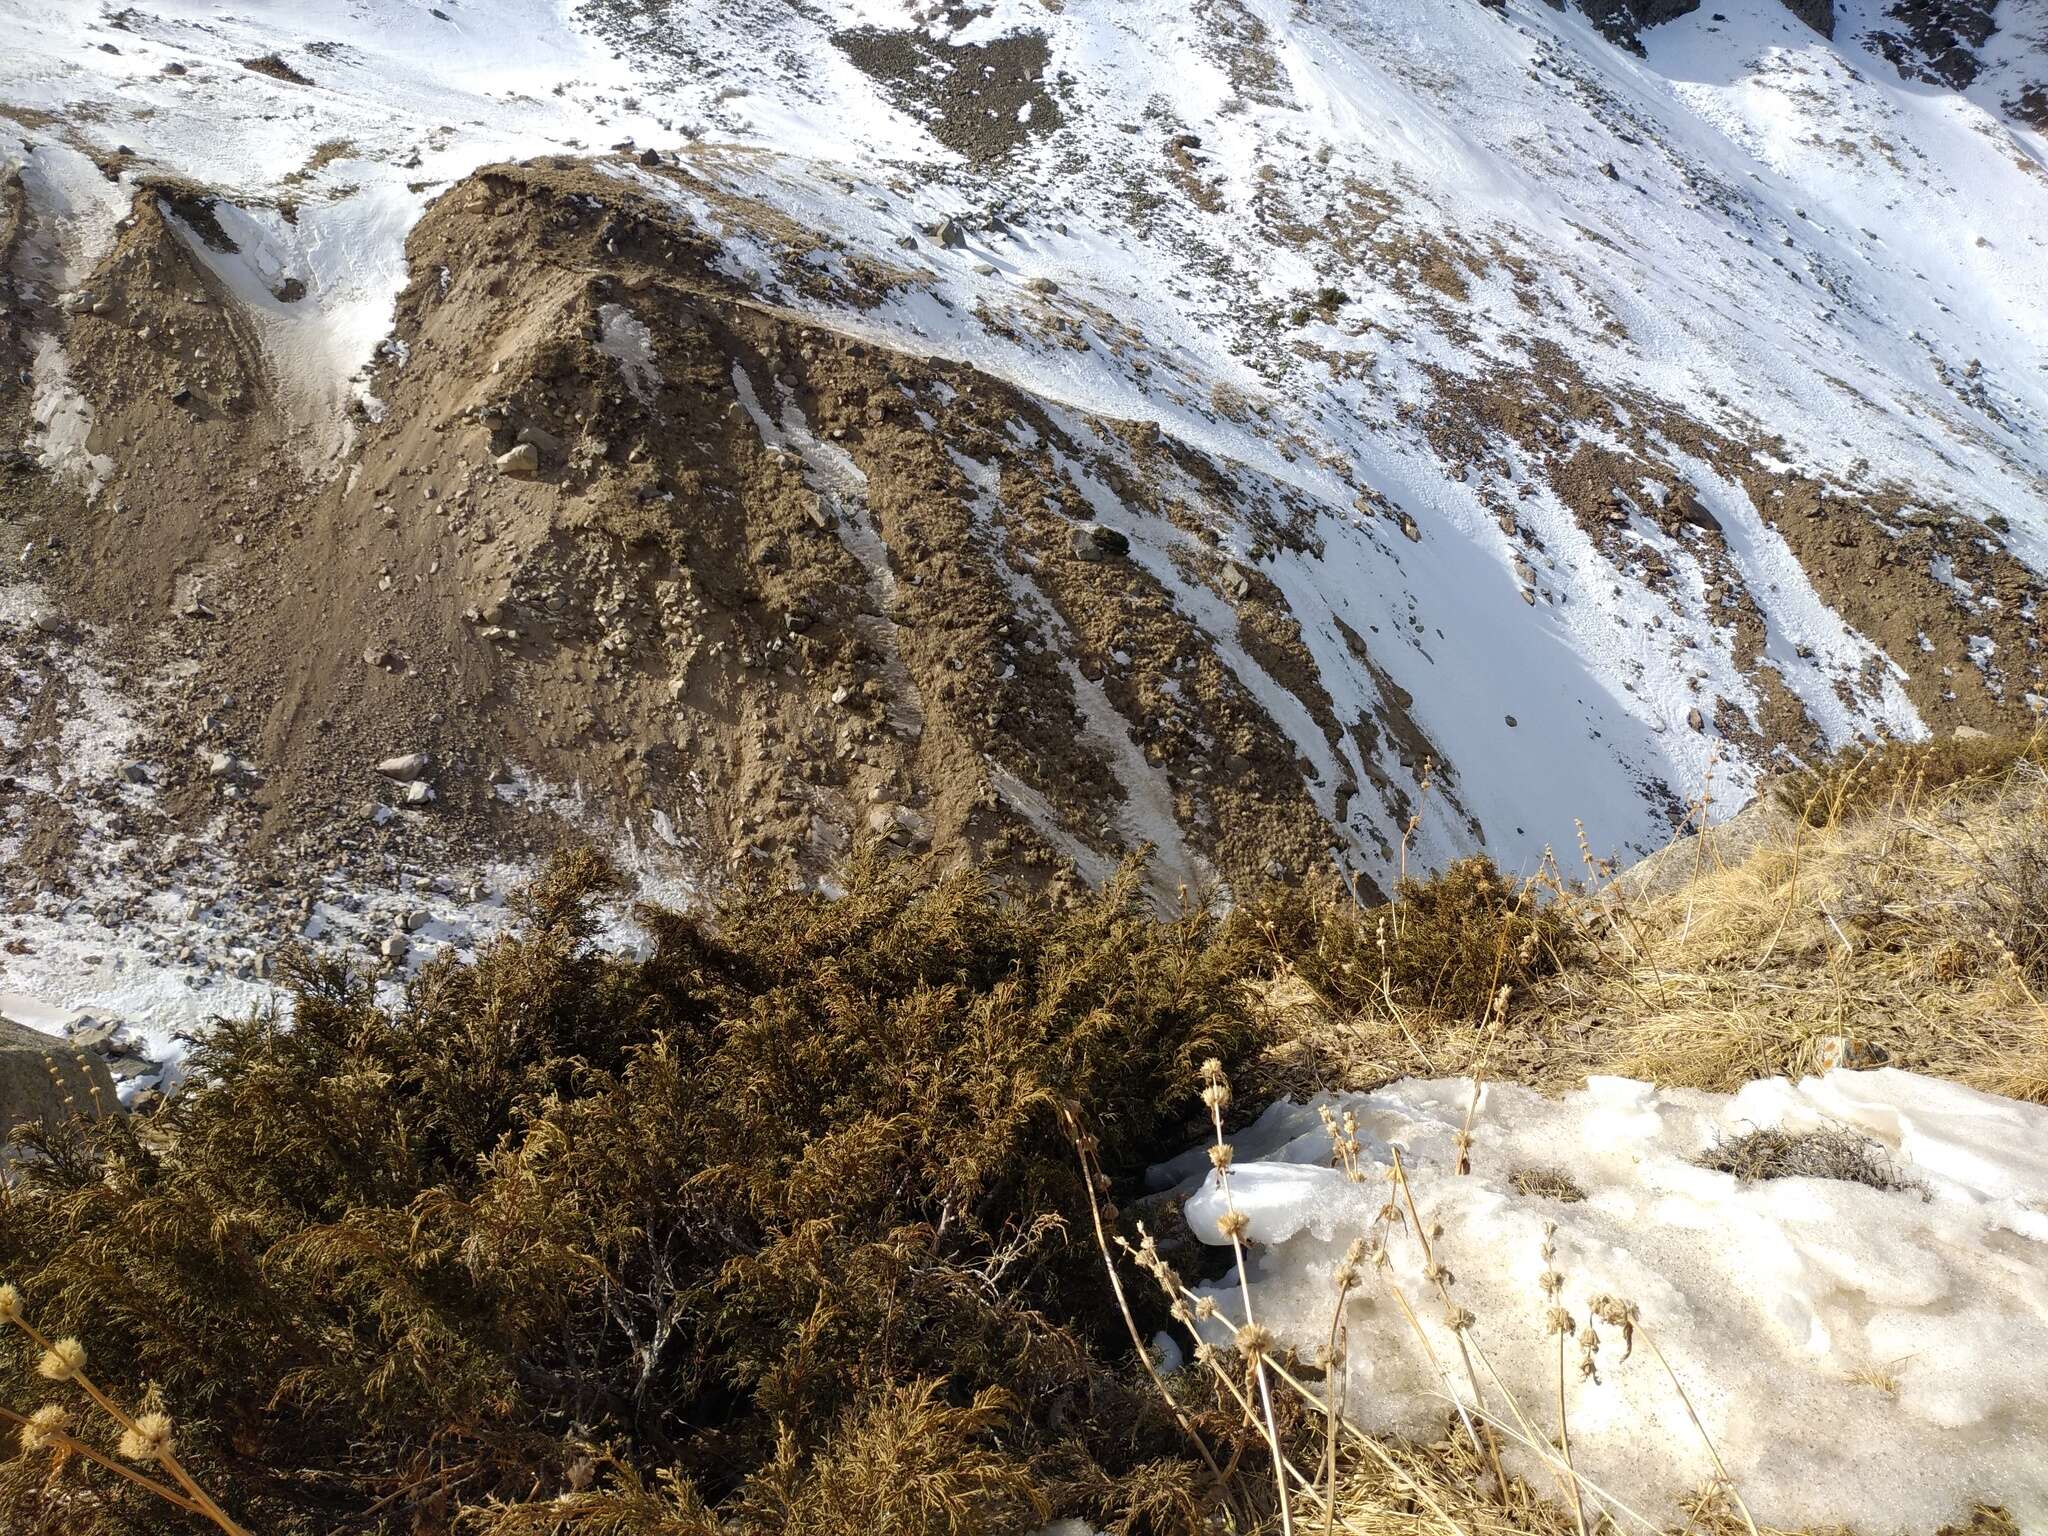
[[1260, 1359, 1471, 1535], [1056, 1106, 1233, 1501], [1637, 1320, 1760, 1536], [1389, 1148, 1508, 1501], [1318, 1302, 1351, 1531], [1204, 1069, 1295, 1536], [1453, 1392, 1666, 1535], [1177, 1325, 1411, 1536], [1555, 1328, 1587, 1536], [2, 1310, 251, 1536], [0, 1401, 204, 1514]]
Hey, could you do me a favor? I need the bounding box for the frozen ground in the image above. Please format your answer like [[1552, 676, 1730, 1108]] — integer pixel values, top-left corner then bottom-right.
[[1158, 1068, 2048, 1533]]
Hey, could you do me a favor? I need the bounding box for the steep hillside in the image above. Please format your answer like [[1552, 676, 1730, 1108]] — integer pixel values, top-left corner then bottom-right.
[[1, 0, 2046, 1027]]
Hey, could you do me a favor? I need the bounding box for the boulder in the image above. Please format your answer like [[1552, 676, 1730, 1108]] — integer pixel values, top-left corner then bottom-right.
[[374, 752, 430, 780], [866, 803, 932, 850], [495, 442, 539, 477], [0, 1017, 121, 1136], [1070, 523, 1131, 562], [1667, 486, 1721, 531]]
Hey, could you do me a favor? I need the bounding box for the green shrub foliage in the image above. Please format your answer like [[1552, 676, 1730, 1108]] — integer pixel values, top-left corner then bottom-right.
[[0, 850, 1271, 1534]]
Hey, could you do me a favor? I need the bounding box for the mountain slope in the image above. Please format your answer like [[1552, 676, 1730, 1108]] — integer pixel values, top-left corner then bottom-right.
[[2, 0, 2045, 945]]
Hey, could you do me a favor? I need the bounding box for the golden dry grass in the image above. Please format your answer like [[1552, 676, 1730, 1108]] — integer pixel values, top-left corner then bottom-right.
[[1260, 743, 2048, 1106], [1190, 742, 2048, 1536]]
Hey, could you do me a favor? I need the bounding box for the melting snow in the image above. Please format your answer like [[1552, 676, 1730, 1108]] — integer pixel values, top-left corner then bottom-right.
[[1159, 1070, 2048, 1533]]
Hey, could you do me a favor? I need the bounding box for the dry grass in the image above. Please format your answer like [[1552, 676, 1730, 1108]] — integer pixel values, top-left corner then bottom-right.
[[1694, 1126, 1917, 1193], [1508, 1167, 1586, 1203], [1262, 740, 2048, 1106]]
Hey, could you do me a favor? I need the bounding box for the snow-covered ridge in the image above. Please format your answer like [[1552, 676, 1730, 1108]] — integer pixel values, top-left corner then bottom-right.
[[1160, 1068, 2048, 1533], [2, 0, 2044, 887]]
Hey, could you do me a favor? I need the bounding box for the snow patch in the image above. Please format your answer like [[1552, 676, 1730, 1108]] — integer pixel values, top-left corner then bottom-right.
[[1161, 1070, 2048, 1533]]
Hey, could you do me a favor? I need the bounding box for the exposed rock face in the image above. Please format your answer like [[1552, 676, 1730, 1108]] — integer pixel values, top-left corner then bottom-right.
[[0, 1018, 120, 1137], [1872, 0, 1999, 88], [1777, 0, 1835, 37], [1572, 0, 1700, 50]]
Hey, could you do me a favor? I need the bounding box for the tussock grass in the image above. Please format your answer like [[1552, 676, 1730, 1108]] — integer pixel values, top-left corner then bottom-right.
[[1264, 736, 2048, 1106], [1771, 729, 2046, 828], [1694, 1127, 1916, 1193]]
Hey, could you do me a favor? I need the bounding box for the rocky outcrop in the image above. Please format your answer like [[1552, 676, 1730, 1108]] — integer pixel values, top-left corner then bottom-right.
[[1778, 0, 1835, 37], [0, 1017, 120, 1138], [1572, 0, 1700, 51]]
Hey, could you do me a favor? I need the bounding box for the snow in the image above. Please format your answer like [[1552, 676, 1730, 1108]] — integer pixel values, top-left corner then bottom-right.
[[1158, 1070, 2048, 1533], [596, 302, 662, 405], [0, 0, 2043, 896]]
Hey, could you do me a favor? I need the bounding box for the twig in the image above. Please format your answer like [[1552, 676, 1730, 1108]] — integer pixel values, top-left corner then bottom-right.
[[0, 1402, 206, 1514]]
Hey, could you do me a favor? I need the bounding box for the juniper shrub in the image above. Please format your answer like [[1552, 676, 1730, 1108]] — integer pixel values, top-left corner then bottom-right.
[[0, 849, 1270, 1535]]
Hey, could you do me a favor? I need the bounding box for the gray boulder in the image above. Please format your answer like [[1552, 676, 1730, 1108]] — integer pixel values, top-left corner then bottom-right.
[[0, 1017, 121, 1137], [1070, 523, 1131, 562]]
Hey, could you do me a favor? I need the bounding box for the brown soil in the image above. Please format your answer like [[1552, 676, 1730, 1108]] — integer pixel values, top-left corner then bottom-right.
[[5, 148, 2040, 922], [4, 159, 1363, 904]]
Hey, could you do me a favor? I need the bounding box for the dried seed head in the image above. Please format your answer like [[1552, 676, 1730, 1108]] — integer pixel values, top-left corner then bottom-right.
[[117, 1412, 174, 1464], [1209, 1143, 1233, 1170], [1196, 1295, 1219, 1321], [1216, 1208, 1251, 1241], [1539, 1269, 1564, 1297], [1200, 1058, 1226, 1084], [1589, 1294, 1638, 1326], [1234, 1322, 1275, 1358], [1201, 1082, 1232, 1112], [1589, 1293, 1638, 1358], [1546, 1307, 1574, 1336], [0, 1283, 21, 1324], [19, 1404, 69, 1453], [37, 1337, 85, 1383], [1443, 1306, 1475, 1333]]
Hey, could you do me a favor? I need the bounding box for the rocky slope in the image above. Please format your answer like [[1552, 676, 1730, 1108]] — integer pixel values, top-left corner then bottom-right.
[[1, 0, 2045, 1031]]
